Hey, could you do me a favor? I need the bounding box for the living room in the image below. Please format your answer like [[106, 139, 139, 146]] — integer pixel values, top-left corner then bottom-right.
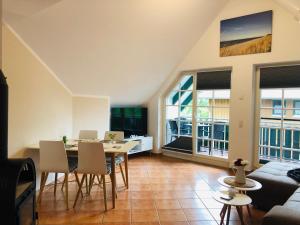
[[1, 0, 300, 225]]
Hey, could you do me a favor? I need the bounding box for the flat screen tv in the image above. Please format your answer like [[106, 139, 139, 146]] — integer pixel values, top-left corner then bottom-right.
[[110, 107, 147, 138]]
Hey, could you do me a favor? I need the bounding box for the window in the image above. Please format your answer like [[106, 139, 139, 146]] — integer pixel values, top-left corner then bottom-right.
[[294, 100, 300, 116], [164, 75, 193, 153], [258, 65, 300, 163], [195, 70, 231, 158], [272, 100, 282, 115], [196, 90, 230, 158], [272, 100, 286, 116], [163, 70, 231, 158]]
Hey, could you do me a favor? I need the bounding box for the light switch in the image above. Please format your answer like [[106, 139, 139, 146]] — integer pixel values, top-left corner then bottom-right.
[[239, 120, 243, 128]]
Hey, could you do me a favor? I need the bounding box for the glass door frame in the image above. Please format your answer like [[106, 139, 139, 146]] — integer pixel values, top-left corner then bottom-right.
[[162, 72, 197, 154], [162, 69, 231, 160], [254, 64, 300, 167]]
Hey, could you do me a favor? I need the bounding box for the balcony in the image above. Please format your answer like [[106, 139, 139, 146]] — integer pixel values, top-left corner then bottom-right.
[[164, 120, 229, 158], [165, 117, 300, 163], [259, 118, 300, 163]]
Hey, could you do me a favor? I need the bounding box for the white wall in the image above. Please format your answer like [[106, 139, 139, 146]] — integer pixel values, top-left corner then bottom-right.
[[72, 96, 110, 140], [3, 24, 111, 188], [3, 24, 73, 186], [148, 0, 300, 169]]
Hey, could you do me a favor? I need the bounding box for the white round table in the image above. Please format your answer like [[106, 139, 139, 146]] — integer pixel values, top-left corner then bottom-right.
[[218, 176, 262, 191], [217, 176, 262, 222], [213, 190, 252, 225]]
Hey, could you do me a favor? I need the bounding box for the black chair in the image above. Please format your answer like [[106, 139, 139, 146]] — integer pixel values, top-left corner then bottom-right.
[[213, 124, 225, 155], [168, 120, 179, 141]]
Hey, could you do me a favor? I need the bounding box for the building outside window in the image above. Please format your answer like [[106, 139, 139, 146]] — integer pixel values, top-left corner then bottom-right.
[[294, 100, 300, 116]]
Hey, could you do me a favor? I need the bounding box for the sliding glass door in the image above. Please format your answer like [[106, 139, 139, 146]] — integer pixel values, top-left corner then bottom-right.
[[163, 70, 231, 159], [258, 65, 300, 163], [195, 70, 231, 158], [196, 90, 230, 158]]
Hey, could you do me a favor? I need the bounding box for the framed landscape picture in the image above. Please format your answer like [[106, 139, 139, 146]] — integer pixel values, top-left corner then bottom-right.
[[220, 10, 273, 57]]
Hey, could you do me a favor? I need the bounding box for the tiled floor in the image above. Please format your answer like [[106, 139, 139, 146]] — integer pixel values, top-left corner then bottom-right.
[[38, 154, 265, 225]]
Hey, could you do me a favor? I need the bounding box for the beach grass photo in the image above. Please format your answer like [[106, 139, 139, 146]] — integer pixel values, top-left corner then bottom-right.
[[220, 10, 273, 57]]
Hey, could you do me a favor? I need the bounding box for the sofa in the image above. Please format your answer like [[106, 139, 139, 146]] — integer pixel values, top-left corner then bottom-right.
[[247, 162, 300, 225]]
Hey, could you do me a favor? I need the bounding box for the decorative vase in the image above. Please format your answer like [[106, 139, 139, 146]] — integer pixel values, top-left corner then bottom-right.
[[234, 165, 246, 184]]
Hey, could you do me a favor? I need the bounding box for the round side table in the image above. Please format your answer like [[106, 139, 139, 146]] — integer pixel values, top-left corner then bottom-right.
[[213, 190, 252, 225], [218, 176, 262, 218]]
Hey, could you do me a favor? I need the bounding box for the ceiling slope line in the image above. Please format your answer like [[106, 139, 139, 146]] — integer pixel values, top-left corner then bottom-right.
[[3, 22, 73, 95]]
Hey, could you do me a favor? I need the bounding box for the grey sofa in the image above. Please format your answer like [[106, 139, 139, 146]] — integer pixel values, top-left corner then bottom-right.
[[247, 162, 300, 225], [263, 187, 300, 225]]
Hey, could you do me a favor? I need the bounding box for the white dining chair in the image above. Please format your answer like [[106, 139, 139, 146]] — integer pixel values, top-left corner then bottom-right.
[[73, 142, 112, 211], [38, 140, 80, 209], [79, 130, 98, 140]]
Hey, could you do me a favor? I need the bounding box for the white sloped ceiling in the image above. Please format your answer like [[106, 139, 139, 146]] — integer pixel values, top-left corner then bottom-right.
[[3, 0, 228, 105]]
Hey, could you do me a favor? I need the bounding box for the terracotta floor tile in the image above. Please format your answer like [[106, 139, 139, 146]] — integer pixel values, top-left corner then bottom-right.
[[195, 190, 214, 199], [131, 191, 154, 199], [37, 155, 265, 225], [160, 222, 189, 225], [155, 199, 181, 209], [158, 209, 187, 222], [131, 223, 160, 225], [71, 212, 103, 224], [131, 209, 159, 222], [178, 199, 206, 209], [102, 223, 131, 225], [102, 209, 131, 223], [201, 198, 224, 209], [131, 199, 156, 209], [189, 221, 218, 225], [183, 208, 214, 221]]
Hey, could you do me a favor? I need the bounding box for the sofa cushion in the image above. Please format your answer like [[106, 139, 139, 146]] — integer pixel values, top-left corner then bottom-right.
[[262, 205, 300, 225], [247, 162, 299, 210], [284, 187, 300, 209]]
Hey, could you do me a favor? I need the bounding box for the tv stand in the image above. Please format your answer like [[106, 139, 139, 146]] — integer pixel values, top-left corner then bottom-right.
[[124, 136, 153, 155]]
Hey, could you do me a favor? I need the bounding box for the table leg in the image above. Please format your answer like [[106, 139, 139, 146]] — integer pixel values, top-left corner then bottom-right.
[[220, 204, 227, 225], [124, 152, 129, 189], [247, 204, 252, 218], [111, 153, 116, 209], [236, 206, 245, 225], [226, 205, 231, 225]]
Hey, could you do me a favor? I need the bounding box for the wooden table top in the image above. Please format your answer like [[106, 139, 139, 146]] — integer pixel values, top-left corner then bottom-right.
[[26, 139, 139, 154]]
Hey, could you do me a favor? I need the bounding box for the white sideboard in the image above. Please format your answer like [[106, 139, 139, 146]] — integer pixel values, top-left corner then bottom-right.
[[124, 136, 153, 155]]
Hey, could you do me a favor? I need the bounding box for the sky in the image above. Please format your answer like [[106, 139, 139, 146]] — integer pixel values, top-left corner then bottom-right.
[[221, 10, 273, 42]]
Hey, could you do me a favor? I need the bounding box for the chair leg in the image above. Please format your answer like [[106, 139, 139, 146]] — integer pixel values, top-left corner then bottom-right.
[[102, 175, 107, 211], [61, 175, 66, 191], [38, 172, 48, 203], [97, 175, 102, 185], [85, 175, 89, 194], [65, 173, 69, 209], [119, 164, 126, 187], [88, 175, 95, 194], [54, 173, 58, 196], [74, 171, 83, 198], [73, 174, 86, 208]]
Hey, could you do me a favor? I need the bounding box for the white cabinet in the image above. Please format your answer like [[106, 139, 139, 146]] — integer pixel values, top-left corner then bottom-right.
[[125, 136, 153, 155]]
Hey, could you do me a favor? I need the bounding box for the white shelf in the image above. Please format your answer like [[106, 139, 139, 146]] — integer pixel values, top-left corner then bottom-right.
[[125, 136, 153, 155]]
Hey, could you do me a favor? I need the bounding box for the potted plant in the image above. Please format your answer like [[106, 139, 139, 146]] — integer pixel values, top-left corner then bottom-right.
[[108, 133, 116, 144], [233, 158, 249, 184]]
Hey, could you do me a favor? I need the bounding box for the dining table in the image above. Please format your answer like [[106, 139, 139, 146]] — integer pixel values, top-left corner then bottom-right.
[[27, 139, 138, 208]]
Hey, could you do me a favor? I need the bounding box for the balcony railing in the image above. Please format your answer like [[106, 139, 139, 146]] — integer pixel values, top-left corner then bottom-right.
[[165, 118, 300, 162], [259, 119, 300, 162]]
